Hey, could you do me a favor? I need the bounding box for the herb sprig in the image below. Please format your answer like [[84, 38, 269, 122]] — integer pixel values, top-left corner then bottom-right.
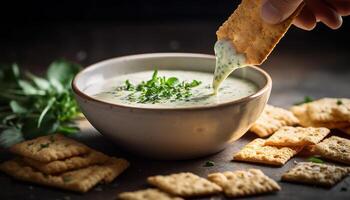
[[120, 70, 202, 104], [0, 59, 82, 148]]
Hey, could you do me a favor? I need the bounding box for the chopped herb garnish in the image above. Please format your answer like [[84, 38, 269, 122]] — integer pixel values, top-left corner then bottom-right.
[[117, 70, 202, 104], [337, 100, 343, 105], [307, 156, 324, 163], [294, 96, 313, 105], [39, 143, 50, 150], [203, 161, 215, 167]]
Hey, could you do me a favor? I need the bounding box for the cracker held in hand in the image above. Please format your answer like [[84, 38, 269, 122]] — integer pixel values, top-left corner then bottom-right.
[[250, 105, 299, 137], [22, 150, 109, 174], [233, 138, 302, 166], [118, 189, 184, 200], [216, 0, 303, 65], [282, 162, 350, 187], [0, 157, 129, 193], [147, 172, 222, 197], [314, 136, 350, 165], [208, 169, 280, 197], [10, 134, 90, 162], [265, 126, 330, 147]]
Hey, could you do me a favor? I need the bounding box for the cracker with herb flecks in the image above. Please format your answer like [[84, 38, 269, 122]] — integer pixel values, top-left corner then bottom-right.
[[282, 162, 350, 187], [216, 0, 303, 65], [250, 105, 300, 137], [233, 138, 302, 166], [208, 169, 280, 197], [264, 126, 330, 147], [0, 157, 129, 193], [22, 150, 110, 174], [147, 172, 222, 197], [332, 101, 350, 121], [307, 98, 350, 123], [118, 189, 184, 200], [10, 134, 91, 162], [314, 136, 350, 165]]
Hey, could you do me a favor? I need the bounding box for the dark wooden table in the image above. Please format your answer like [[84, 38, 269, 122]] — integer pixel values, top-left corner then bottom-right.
[[0, 20, 350, 200]]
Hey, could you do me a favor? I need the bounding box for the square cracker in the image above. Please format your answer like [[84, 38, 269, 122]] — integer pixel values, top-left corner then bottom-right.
[[233, 138, 302, 166], [250, 105, 300, 137], [216, 0, 303, 65], [118, 189, 183, 200], [0, 157, 129, 193], [22, 150, 109, 174], [282, 162, 350, 187], [147, 172, 222, 197], [307, 98, 350, 123], [314, 136, 350, 165], [265, 126, 330, 147], [10, 134, 91, 162], [208, 169, 280, 197]]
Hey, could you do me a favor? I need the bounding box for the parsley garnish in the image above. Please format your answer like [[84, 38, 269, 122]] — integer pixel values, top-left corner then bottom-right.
[[294, 96, 313, 105], [203, 161, 215, 167], [119, 70, 202, 104], [337, 100, 343, 105], [307, 156, 324, 163]]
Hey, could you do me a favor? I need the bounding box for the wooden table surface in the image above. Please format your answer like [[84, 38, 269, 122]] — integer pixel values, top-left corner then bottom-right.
[[0, 20, 350, 200]]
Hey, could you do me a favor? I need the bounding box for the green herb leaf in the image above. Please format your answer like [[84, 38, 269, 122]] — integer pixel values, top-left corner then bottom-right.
[[307, 156, 324, 163], [294, 96, 313, 105], [47, 59, 81, 88], [337, 100, 343, 105], [0, 128, 24, 148], [37, 98, 55, 128], [9, 101, 28, 114], [203, 161, 215, 167]]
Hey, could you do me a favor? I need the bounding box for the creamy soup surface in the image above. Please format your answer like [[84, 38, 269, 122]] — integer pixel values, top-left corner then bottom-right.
[[93, 70, 258, 108]]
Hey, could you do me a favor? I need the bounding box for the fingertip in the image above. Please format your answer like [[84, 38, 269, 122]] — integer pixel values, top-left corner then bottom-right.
[[261, 1, 282, 24]]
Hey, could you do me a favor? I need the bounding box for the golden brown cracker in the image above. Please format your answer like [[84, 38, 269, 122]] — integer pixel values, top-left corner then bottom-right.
[[250, 105, 299, 137], [314, 136, 350, 165], [208, 169, 280, 197], [147, 172, 222, 197], [282, 162, 350, 187], [101, 157, 129, 183], [298, 145, 317, 157], [10, 134, 90, 162], [22, 150, 109, 174], [265, 126, 330, 147], [332, 101, 350, 121], [118, 189, 184, 200], [233, 138, 302, 166], [216, 0, 303, 65], [307, 98, 350, 123]]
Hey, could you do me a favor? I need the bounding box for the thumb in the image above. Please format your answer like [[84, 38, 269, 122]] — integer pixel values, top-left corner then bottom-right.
[[261, 0, 304, 24]]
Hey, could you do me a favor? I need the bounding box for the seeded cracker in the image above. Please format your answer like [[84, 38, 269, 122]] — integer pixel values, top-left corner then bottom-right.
[[314, 136, 350, 165], [307, 98, 350, 123], [265, 126, 330, 147], [118, 189, 184, 200], [10, 134, 90, 162], [0, 157, 129, 193], [147, 172, 222, 197], [208, 169, 280, 197], [216, 0, 303, 65], [282, 162, 350, 187], [233, 138, 302, 166], [22, 150, 110, 174], [250, 105, 300, 137]]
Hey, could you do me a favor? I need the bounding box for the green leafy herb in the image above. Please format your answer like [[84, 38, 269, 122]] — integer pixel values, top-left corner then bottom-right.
[[294, 96, 313, 105], [337, 100, 343, 105], [203, 161, 215, 167], [0, 59, 82, 148], [119, 70, 202, 104], [307, 156, 324, 163]]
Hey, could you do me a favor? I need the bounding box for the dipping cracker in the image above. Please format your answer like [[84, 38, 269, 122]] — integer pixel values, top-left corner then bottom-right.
[[147, 172, 222, 197], [265, 126, 330, 147], [10, 134, 91, 162], [118, 189, 183, 200], [282, 162, 350, 187], [208, 169, 280, 197], [233, 138, 302, 166], [250, 105, 300, 137], [314, 136, 350, 165]]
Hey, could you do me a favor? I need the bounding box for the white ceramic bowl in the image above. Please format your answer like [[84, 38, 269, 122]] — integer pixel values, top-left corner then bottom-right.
[[72, 53, 271, 159]]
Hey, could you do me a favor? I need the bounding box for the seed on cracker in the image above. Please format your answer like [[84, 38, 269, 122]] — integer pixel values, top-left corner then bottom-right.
[[282, 162, 350, 187], [250, 105, 300, 137], [118, 188, 184, 200], [208, 169, 280, 197], [147, 172, 222, 197], [22, 150, 110, 174], [0, 157, 129, 193], [314, 136, 350, 165], [233, 138, 302, 166], [265, 126, 330, 147], [10, 134, 91, 162], [307, 98, 350, 123], [332, 100, 350, 121]]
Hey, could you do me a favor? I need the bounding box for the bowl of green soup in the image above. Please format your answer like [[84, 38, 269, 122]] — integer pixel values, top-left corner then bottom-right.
[[72, 53, 271, 159]]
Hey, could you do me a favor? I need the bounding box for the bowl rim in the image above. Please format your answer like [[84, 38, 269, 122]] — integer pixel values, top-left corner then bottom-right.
[[72, 53, 272, 111]]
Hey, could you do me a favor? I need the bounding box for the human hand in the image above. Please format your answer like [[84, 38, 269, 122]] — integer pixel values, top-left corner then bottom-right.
[[261, 0, 350, 30]]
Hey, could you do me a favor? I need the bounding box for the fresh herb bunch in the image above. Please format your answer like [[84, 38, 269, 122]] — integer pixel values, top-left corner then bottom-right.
[[0, 59, 82, 148], [120, 70, 202, 103]]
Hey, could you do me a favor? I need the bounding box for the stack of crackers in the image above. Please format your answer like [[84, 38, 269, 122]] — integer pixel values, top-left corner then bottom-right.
[[0, 134, 129, 193]]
